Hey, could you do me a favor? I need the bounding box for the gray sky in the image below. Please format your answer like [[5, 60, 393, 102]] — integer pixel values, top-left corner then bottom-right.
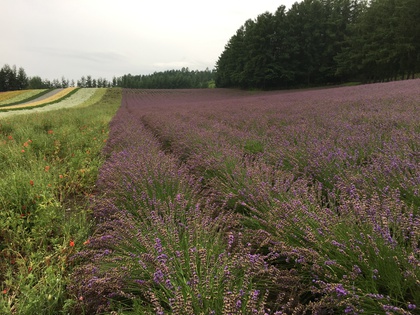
[[2, 0, 297, 82]]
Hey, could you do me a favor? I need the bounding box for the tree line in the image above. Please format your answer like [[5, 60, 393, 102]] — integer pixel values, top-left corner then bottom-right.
[[215, 0, 420, 89], [0, 64, 28, 91], [0, 64, 115, 91], [0, 64, 215, 92], [119, 68, 215, 89]]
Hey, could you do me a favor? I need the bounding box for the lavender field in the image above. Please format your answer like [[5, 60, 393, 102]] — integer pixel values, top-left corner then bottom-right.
[[70, 81, 420, 314]]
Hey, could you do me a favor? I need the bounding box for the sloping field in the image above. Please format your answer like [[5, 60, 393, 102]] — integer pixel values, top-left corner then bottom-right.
[[0, 88, 103, 118], [0, 90, 28, 102], [0, 88, 122, 315], [69, 80, 420, 314], [0, 87, 77, 110], [0, 89, 49, 106]]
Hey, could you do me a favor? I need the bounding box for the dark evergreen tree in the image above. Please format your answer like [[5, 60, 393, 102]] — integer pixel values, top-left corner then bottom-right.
[[215, 26, 247, 87], [395, 0, 420, 79], [215, 0, 418, 89], [0, 64, 16, 91], [17, 67, 29, 89], [79, 76, 86, 88], [240, 12, 281, 88], [86, 75, 92, 88], [118, 69, 214, 89], [28, 76, 46, 89], [61, 76, 69, 88]]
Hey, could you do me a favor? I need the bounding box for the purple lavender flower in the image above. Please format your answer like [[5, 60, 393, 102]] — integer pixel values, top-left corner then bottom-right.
[[236, 299, 242, 309], [153, 270, 164, 284], [335, 284, 348, 297], [408, 303, 416, 310], [155, 237, 163, 253], [382, 304, 401, 312], [157, 254, 168, 264], [227, 232, 234, 249], [353, 265, 362, 274], [251, 289, 260, 300]]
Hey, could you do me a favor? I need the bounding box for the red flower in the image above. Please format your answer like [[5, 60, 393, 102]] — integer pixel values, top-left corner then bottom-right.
[[69, 240, 75, 247], [29, 180, 34, 186]]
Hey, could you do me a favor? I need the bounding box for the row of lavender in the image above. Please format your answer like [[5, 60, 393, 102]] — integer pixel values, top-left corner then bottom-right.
[[68, 90, 296, 314], [70, 81, 419, 314]]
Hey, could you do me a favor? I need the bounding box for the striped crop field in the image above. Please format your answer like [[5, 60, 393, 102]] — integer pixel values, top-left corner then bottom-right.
[[0, 89, 48, 106], [67, 80, 420, 314], [0, 87, 77, 110], [0, 90, 28, 102], [0, 88, 104, 118]]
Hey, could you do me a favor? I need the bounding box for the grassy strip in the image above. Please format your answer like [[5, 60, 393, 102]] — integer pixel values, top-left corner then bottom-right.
[[0, 88, 79, 112], [74, 88, 107, 108], [0, 88, 121, 315], [0, 89, 51, 107]]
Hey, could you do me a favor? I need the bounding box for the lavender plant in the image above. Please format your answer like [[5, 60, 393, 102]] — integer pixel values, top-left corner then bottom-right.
[[70, 80, 420, 314], [69, 94, 299, 314]]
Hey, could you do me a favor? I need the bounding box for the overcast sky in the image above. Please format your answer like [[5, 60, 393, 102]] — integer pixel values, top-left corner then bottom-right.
[[2, 0, 297, 81]]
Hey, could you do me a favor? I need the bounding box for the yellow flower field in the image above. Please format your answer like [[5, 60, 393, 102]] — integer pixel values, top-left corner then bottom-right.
[[0, 87, 77, 110]]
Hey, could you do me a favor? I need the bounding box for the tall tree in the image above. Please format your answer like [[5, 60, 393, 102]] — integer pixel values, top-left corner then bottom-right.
[[240, 12, 280, 88], [216, 0, 419, 89], [286, 0, 329, 85], [28, 76, 46, 89], [395, 0, 420, 79], [61, 76, 69, 88], [215, 26, 247, 87], [0, 64, 16, 91], [17, 67, 28, 89], [86, 75, 92, 88]]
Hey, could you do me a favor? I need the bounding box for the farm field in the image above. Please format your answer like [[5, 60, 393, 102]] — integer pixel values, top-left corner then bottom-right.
[[68, 80, 419, 314], [0, 88, 104, 118], [0, 88, 121, 315], [0, 89, 51, 107], [0, 87, 78, 111]]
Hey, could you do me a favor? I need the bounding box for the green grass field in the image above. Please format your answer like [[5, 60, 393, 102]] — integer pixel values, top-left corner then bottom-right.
[[0, 88, 121, 315]]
